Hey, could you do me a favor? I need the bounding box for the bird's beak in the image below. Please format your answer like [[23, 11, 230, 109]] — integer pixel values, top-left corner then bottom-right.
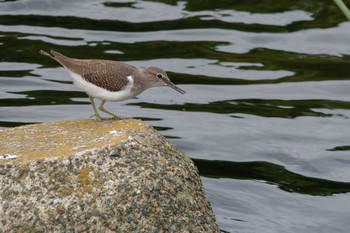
[[167, 81, 186, 95]]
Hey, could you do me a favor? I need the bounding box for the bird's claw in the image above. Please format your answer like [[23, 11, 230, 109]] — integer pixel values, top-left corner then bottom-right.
[[90, 114, 125, 121]]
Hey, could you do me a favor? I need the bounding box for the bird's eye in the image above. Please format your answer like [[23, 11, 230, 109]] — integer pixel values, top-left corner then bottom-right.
[[156, 73, 163, 79]]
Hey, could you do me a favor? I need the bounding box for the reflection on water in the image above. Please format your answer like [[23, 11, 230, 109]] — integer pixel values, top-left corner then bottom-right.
[[194, 158, 350, 196], [129, 98, 350, 118], [1, 0, 350, 232]]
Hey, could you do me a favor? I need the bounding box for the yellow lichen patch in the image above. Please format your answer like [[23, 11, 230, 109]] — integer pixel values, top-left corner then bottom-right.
[[78, 167, 93, 194], [0, 118, 148, 165], [58, 186, 73, 198]]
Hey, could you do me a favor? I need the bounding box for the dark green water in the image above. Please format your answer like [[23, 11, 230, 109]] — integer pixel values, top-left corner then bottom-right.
[[1, 0, 350, 232]]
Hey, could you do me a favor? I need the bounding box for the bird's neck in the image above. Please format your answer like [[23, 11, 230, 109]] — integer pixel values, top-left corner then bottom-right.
[[140, 70, 156, 88]]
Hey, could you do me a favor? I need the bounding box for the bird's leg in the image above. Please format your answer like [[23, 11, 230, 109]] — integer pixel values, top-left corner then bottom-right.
[[88, 96, 104, 121], [98, 100, 123, 120]]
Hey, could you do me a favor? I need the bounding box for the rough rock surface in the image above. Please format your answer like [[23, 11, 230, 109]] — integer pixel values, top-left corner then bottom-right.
[[0, 119, 219, 233]]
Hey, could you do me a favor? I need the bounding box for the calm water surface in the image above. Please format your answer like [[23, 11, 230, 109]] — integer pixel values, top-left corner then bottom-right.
[[1, 1, 350, 232]]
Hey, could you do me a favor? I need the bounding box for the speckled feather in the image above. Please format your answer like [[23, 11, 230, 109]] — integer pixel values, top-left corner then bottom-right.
[[50, 51, 138, 92]]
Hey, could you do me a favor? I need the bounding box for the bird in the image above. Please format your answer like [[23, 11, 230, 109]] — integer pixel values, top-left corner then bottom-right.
[[39, 50, 185, 121]]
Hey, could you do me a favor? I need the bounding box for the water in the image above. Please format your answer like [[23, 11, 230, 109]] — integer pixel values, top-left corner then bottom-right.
[[1, 0, 350, 232]]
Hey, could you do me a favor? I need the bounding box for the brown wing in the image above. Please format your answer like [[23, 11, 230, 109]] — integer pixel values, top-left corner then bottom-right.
[[49, 51, 137, 92], [79, 61, 135, 92]]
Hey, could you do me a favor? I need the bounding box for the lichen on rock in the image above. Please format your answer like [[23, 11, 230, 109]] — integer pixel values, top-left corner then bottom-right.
[[0, 119, 219, 232]]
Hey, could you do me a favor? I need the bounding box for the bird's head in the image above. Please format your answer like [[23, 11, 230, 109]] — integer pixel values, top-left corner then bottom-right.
[[143, 67, 185, 94]]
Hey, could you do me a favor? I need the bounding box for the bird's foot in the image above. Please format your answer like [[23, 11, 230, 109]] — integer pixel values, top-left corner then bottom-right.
[[89, 114, 128, 121], [112, 115, 131, 120], [90, 114, 100, 121], [109, 115, 132, 121]]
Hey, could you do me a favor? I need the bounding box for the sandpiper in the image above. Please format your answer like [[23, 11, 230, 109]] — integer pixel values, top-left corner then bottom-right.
[[39, 50, 185, 120]]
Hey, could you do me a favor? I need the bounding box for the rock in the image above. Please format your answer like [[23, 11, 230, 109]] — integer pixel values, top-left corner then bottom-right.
[[0, 119, 219, 232]]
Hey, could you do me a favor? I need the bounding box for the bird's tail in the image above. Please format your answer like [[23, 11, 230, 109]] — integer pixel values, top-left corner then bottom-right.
[[39, 50, 68, 62]]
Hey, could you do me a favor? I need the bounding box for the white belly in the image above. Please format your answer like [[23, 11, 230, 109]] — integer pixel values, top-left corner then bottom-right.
[[68, 71, 135, 102]]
